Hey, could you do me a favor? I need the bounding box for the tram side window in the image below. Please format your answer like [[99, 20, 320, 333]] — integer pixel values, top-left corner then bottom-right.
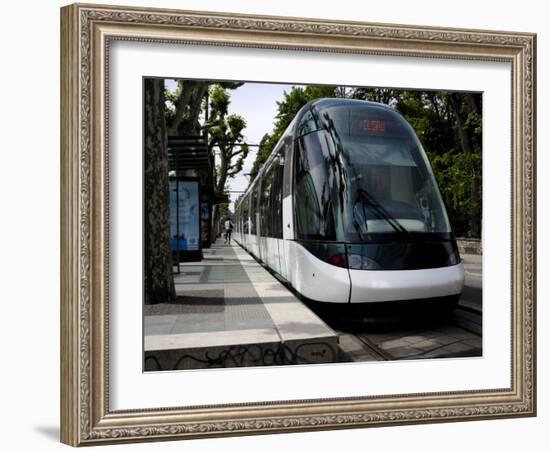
[[260, 165, 274, 237], [249, 191, 255, 235], [239, 203, 243, 233], [271, 155, 284, 239], [238, 205, 242, 233], [242, 197, 249, 233], [250, 184, 259, 235], [282, 141, 292, 198], [294, 133, 336, 241]]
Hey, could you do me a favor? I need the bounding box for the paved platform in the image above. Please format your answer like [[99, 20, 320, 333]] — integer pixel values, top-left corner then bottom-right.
[[144, 241, 339, 371], [459, 253, 482, 314]]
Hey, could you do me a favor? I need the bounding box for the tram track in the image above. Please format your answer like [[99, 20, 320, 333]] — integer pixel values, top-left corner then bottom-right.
[[352, 334, 395, 361], [452, 305, 482, 337], [335, 305, 482, 362]]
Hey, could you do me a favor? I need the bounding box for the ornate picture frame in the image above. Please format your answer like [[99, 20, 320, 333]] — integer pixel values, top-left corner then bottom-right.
[[60, 3, 536, 446]]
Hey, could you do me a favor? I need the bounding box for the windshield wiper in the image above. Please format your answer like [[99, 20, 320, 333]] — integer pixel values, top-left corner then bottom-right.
[[354, 188, 408, 234]]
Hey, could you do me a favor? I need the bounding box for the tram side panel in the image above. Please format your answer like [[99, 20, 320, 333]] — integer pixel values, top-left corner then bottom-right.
[[280, 195, 293, 287], [267, 237, 280, 275]]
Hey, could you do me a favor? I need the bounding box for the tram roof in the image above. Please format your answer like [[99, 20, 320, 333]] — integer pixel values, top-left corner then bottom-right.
[[308, 97, 396, 112], [294, 98, 402, 134], [235, 98, 402, 208]]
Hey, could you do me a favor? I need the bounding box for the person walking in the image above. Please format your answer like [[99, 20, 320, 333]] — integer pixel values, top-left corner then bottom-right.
[[223, 217, 233, 244]]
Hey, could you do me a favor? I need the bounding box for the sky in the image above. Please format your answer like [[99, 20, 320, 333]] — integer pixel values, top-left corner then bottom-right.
[[165, 80, 295, 211]]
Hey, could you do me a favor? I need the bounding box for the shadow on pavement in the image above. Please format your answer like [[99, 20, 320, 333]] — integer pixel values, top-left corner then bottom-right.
[[304, 297, 460, 334]]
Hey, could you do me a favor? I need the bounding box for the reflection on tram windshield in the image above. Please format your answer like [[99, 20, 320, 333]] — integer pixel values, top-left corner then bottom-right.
[[294, 104, 451, 242]]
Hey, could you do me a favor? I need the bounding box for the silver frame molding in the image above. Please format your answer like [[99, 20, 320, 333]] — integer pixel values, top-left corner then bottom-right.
[[60, 3, 536, 446]]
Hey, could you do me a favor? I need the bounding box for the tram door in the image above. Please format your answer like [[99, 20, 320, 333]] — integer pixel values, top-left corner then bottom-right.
[[258, 169, 269, 263], [279, 142, 293, 281], [251, 182, 261, 258], [274, 155, 283, 275], [258, 152, 285, 274]]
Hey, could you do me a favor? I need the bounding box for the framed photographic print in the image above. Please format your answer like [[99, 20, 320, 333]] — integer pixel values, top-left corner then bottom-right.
[[60, 3, 536, 446]]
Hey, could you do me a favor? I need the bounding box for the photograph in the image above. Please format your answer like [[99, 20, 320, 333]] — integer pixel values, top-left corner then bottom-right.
[[1, 0, 546, 445], [57, 2, 536, 445], [143, 79, 483, 371]]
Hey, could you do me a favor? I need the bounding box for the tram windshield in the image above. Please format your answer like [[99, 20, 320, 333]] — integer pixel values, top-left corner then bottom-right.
[[294, 102, 451, 242]]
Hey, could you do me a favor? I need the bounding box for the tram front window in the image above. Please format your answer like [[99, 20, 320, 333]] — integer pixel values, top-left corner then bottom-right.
[[294, 131, 339, 241], [317, 104, 451, 240]]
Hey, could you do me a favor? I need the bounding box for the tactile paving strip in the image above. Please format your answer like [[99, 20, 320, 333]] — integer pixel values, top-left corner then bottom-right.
[[222, 245, 274, 330]]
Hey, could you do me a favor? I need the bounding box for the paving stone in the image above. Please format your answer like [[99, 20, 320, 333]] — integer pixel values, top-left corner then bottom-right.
[[431, 335, 459, 345], [385, 346, 424, 358], [145, 324, 177, 336], [144, 317, 177, 336], [362, 334, 391, 344], [402, 336, 428, 344], [462, 337, 483, 349], [338, 334, 383, 362], [447, 331, 478, 340], [378, 338, 412, 350], [410, 340, 441, 351], [423, 342, 478, 358]]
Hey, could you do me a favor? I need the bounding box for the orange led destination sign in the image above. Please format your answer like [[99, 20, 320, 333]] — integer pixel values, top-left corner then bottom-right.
[[363, 119, 386, 132]]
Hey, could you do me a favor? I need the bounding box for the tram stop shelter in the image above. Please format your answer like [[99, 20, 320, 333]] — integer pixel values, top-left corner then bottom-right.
[[167, 135, 227, 264]]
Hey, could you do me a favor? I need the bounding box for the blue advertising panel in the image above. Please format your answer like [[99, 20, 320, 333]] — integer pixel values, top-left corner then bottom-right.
[[170, 179, 200, 252]]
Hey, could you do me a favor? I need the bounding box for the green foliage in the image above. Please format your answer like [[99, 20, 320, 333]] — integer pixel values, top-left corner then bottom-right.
[[217, 198, 230, 219], [206, 85, 249, 192], [209, 84, 230, 118], [429, 150, 482, 237], [355, 89, 482, 238], [163, 81, 249, 195], [249, 133, 277, 181]]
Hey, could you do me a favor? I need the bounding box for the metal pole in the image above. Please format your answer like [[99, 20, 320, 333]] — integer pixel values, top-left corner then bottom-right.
[[175, 177, 181, 274]]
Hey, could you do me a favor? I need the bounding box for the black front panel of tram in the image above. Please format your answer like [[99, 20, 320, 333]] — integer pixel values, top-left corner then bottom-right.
[[302, 237, 460, 271], [344, 239, 460, 270]]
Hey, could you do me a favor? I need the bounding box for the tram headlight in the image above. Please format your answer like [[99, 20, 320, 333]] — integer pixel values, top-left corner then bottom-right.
[[348, 254, 382, 270], [447, 250, 461, 266], [361, 256, 382, 270]]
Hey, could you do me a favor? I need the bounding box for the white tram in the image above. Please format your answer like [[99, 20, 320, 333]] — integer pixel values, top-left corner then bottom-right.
[[233, 99, 464, 307]]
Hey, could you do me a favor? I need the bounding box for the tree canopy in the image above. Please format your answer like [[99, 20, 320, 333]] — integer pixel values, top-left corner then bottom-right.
[[164, 80, 248, 197], [206, 85, 249, 193]]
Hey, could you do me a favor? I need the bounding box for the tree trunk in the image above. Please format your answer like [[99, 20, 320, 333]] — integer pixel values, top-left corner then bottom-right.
[[144, 78, 176, 304], [182, 83, 208, 135], [216, 147, 229, 195], [167, 81, 194, 136], [210, 204, 220, 242], [211, 145, 228, 244], [168, 81, 209, 136], [449, 94, 473, 155]]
